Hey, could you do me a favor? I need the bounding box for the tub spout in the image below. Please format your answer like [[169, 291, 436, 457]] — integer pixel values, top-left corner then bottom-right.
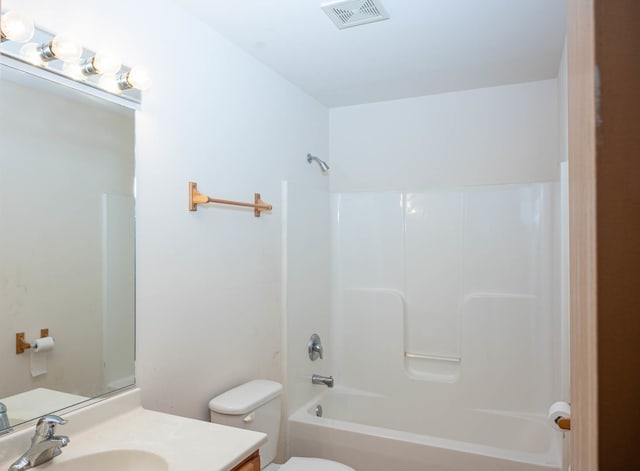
[[312, 374, 334, 388]]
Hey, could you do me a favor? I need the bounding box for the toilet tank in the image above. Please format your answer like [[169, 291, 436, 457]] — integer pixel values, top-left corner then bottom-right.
[[209, 380, 282, 467]]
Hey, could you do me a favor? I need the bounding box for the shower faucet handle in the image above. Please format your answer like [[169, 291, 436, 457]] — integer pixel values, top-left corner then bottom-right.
[[308, 333, 323, 361]]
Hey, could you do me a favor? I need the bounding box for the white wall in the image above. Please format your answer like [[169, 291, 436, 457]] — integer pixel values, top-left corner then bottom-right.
[[558, 40, 569, 164], [6, 0, 329, 421], [330, 79, 559, 192]]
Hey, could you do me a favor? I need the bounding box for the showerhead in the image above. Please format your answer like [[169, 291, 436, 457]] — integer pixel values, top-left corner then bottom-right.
[[307, 153, 330, 173]]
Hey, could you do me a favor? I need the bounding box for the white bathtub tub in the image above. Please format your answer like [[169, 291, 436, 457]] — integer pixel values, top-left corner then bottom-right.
[[288, 390, 562, 471]]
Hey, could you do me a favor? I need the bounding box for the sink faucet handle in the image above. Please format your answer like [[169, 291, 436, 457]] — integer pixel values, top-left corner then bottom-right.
[[35, 415, 67, 440]]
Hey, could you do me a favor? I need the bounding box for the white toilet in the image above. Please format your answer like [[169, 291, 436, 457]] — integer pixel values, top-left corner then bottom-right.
[[209, 380, 354, 471]]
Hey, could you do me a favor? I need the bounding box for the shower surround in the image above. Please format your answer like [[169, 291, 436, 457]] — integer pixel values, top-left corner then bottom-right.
[[284, 181, 563, 470], [332, 183, 559, 401]]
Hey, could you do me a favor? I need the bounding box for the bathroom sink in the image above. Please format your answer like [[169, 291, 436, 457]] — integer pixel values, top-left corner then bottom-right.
[[0, 389, 266, 471], [47, 450, 168, 471]]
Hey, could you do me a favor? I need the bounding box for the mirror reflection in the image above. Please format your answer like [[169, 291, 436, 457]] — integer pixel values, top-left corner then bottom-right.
[[0, 64, 135, 432]]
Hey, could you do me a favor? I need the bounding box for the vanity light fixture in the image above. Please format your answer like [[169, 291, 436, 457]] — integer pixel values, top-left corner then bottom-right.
[[0, 10, 35, 43], [62, 61, 86, 80], [19, 42, 44, 65], [81, 50, 122, 76], [38, 32, 83, 62], [98, 74, 122, 94], [1, 9, 150, 103], [117, 66, 152, 91]]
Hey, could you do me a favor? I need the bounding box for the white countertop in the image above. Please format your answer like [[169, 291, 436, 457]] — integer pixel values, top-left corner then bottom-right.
[[0, 388, 266, 470]]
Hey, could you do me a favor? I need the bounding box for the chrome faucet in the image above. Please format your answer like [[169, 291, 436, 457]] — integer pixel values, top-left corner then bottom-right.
[[312, 374, 334, 388], [0, 402, 12, 434], [308, 334, 323, 361], [9, 415, 69, 471]]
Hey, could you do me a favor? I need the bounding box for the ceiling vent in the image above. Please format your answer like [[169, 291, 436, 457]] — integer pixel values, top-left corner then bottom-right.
[[321, 0, 390, 30]]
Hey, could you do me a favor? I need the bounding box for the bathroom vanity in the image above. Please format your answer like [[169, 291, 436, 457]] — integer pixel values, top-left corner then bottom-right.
[[0, 388, 265, 471], [232, 451, 261, 471]]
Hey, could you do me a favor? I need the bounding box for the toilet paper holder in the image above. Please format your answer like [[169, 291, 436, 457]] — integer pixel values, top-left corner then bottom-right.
[[549, 401, 572, 431], [555, 416, 571, 431], [16, 329, 49, 354]]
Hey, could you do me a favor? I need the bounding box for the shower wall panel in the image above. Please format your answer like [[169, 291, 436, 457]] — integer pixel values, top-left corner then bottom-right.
[[405, 191, 464, 360], [332, 182, 559, 415]]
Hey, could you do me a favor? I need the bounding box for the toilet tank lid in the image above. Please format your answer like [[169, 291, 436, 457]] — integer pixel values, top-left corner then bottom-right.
[[209, 380, 282, 415]]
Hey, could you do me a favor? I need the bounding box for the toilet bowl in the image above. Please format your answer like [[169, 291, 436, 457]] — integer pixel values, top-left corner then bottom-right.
[[209, 380, 354, 471]]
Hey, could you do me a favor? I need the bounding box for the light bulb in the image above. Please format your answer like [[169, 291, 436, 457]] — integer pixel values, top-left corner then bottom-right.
[[125, 66, 151, 90], [91, 50, 122, 75], [20, 42, 43, 65], [49, 33, 83, 62], [63, 61, 85, 80], [1, 11, 35, 42], [99, 75, 121, 94]]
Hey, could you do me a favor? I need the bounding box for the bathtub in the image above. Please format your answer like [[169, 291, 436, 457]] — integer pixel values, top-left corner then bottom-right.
[[288, 390, 562, 471]]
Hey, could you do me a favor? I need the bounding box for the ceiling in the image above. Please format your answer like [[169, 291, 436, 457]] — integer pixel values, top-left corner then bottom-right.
[[173, 0, 566, 107]]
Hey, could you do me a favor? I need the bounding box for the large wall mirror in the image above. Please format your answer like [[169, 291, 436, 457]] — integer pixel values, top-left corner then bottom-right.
[[0, 62, 135, 433]]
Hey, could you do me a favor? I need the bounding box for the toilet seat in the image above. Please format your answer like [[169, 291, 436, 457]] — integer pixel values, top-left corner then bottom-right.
[[279, 457, 355, 471]]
